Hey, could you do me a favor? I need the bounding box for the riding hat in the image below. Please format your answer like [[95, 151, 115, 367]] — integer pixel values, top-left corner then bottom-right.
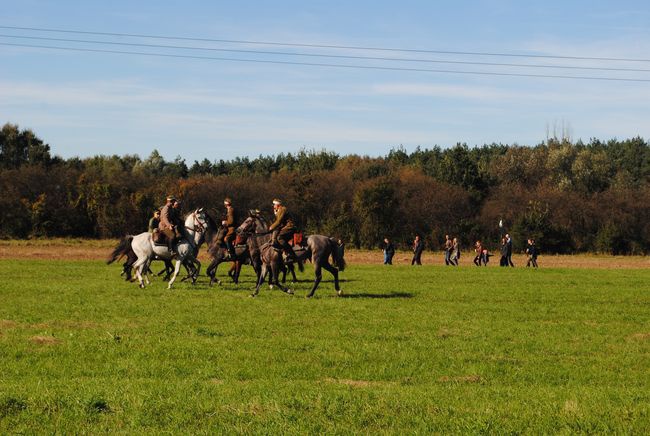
[[224, 197, 232, 205], [272, 198, 282, 205], [166, 195, 177, 202]]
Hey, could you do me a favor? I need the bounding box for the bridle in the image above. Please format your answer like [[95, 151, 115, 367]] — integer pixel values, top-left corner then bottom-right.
[[185, 210, 207, 234]]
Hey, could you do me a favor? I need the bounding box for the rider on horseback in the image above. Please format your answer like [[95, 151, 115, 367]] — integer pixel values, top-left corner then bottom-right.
[[221, 197, 237, 260], [269, 198, 297, 263], [158, 196, 183, 254]]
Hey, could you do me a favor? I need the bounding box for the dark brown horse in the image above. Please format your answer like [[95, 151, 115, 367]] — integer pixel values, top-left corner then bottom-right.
[[236, 213, 291, 296], [203, 212, 256, 286], [237, 214, 346, 298]]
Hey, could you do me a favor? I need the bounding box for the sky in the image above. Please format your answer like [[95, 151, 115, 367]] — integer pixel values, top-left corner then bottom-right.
[[2, 1, 650, 163]]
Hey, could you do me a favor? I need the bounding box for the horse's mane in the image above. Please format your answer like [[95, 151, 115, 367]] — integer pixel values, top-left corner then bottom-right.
[[203, 210, 220, 230], [255, 213, 269, 231]]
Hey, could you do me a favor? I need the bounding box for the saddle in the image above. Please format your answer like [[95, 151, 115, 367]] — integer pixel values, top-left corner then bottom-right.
[[151, 230, 168, 246]]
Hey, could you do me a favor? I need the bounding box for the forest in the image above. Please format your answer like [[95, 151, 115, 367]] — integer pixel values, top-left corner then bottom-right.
[[1, 122, 649, 254]]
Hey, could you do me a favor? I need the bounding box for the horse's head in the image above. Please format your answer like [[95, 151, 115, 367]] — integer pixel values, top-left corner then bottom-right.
[[237, 215, 256, 234], [187, 208, 209, 232]]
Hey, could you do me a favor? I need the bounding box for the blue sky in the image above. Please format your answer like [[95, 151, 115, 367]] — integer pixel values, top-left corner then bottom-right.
[[2, 1, 650, 163]]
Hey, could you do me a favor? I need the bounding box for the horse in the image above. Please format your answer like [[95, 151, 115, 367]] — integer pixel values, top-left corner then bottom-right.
[[203, 212, 255, 286], [113, 241, 190, 282], [107, 208, 209, 289], [236, 213, 290, 296], [237, 214, 346, 298], [303, 235, 346, 298]]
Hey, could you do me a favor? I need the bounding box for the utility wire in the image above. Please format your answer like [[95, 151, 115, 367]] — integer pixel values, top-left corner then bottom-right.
[[3, 42, 650, 83], [1, 24, 649, 63], [2, 33, 650, 74]]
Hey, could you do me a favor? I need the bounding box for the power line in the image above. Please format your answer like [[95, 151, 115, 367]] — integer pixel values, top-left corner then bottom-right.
[[2, 33, 650, 74], [2, 24, 650, 63], [3, 41, 650, 83]]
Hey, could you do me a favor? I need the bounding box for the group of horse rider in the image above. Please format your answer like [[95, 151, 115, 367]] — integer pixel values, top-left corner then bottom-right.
[[147, 195, 298, 262]]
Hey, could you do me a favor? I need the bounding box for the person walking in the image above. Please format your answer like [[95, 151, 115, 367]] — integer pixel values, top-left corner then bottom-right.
[[473, 240, 484, 266], [411, 235, 424, 265], [443, 234, 453, 265], [526, 238, 539, 268], [450, 237, 460, 266], [382, 237, 395, 265], [505, 233, 515, 267], [499, 237, 508, 267]]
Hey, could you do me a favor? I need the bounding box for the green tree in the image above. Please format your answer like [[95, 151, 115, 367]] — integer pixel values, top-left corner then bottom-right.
[[0, 123, 51, 169], [352, 177, 398, 248]]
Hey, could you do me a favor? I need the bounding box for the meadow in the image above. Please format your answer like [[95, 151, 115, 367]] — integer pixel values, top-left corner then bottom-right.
[[1, 258, 650, 433]]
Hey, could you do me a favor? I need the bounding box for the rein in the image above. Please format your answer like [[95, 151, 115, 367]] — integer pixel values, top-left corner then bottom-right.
[[185, 211, 206, 233]]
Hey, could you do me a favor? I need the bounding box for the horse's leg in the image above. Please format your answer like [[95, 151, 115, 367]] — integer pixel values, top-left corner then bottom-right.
[[167, 259, 182, 289], [272, 262, 291, 294], [253, 264, 267, 297], [280, 264, 287, 284], [190, 259, 201, 284], [133, 257, 148, 288], [206, 259, 220, 286], [307, 263, 323, 298], [290, 263, 297, 282], [143, 259, 153, 285], [232, 261, 239, 284], [322, 261, 341, 296]]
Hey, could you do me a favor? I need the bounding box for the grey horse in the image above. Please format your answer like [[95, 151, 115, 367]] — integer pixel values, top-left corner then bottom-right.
[[108, 208, 208, 289]]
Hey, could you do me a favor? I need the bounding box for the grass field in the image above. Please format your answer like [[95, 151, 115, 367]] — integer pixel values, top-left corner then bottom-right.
[[1, 259, 650, 433]]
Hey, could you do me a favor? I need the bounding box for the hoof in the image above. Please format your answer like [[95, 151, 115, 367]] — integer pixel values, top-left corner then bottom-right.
[[249, 293, 257, 298], [286, 289, 294, 295], [217, 280, 222, 286], [337, 290, 342, 297]]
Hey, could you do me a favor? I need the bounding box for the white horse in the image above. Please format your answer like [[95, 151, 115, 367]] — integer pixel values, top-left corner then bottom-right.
[[130, 208, 209, 289]]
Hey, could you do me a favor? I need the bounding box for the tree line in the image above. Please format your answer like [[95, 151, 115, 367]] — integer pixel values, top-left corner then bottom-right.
[[1, 122, 649, 254]]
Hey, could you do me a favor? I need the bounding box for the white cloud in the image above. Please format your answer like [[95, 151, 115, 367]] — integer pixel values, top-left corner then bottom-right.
[[0, 79, 269, 109]]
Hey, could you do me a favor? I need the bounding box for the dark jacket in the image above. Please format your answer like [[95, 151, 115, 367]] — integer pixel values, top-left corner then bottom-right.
[[148, 217, 160, 233]]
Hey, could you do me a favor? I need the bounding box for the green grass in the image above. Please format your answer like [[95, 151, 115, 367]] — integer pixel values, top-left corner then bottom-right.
[[1, 260, 649, 433]]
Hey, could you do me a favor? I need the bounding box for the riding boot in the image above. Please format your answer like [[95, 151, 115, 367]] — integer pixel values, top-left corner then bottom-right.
[[225, 240, 236, 261], [282, 241, 297, 263]]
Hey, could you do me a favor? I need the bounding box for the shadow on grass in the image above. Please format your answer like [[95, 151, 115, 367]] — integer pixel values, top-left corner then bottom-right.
[[341, 291, 414, 299]]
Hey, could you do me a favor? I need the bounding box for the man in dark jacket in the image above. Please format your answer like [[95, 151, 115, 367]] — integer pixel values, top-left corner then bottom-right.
[[411, 235, 424, 265], [526, 238, 539, 268], [505, 233, 515, 267], [383, 237, 395, 265]]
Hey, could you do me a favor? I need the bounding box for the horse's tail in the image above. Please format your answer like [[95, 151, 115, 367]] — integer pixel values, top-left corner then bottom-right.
[[107, 235, 134, 264], [329, 238, 346, 271]]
